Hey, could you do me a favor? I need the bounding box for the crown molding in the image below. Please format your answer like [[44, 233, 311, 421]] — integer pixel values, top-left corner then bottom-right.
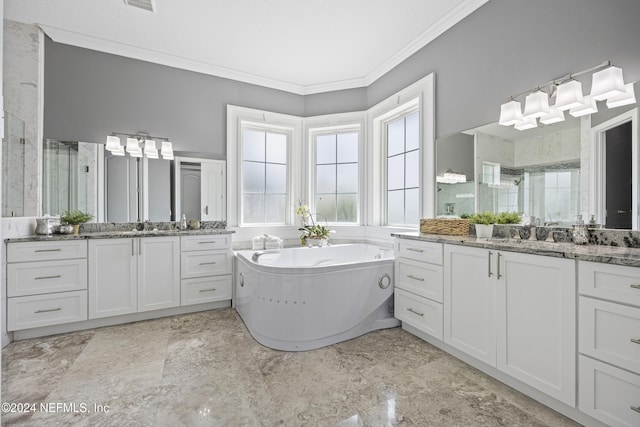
[[40, 0, 488, 95], [364, 0, 490, 86]]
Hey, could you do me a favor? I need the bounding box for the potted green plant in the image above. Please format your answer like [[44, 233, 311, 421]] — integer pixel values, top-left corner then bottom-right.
[[468, 211, 496, 238], [295, 202, 332, 246], [61, 210, 93, 236], [468, 211, 521, 238]]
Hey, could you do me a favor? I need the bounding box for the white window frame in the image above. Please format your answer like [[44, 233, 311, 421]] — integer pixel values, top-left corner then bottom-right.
[[227, 105, 301, 227], [367, 73, 436, 227], [304, 112, 365, 226]]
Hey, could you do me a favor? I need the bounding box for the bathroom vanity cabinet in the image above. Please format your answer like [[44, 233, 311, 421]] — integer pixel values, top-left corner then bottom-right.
[[6, 240, 88, 330], [393, 239, 444, 339], [577, 261, 640, 426], [443, 244, 576, 406], [88, 236, 180, 318], [180, 234, 232, 306]]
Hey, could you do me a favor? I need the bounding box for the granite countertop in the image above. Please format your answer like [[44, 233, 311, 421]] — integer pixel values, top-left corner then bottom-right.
[[392, 232, 640, 267], [5, 228, 235, 243]]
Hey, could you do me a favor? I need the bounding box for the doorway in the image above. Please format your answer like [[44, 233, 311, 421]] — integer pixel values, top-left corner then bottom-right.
[[591, 108, 638, 229]]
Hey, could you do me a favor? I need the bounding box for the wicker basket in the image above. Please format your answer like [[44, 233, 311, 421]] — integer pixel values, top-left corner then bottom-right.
[[420, 218, 470, 236]]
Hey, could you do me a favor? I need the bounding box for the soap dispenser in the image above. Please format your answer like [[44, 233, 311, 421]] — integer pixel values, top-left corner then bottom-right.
[[572, 215, 589, 245], [181, 214, 188, 230]]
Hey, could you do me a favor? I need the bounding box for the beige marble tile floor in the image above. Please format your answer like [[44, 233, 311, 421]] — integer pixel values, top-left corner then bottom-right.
[[2, 308, 579, 426]]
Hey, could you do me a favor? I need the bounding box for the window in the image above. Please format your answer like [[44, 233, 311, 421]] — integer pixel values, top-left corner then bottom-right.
[[241, 127, 288, 224], [314, 131, 359, 223], [386, 110, 420, 225]]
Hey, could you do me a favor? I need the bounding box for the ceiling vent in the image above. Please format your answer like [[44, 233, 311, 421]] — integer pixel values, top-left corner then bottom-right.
[[124, 0, 155, 13]]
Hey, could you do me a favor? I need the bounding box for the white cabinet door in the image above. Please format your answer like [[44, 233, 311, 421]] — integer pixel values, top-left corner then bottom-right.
[[88, 238, 137, 319], [444, 244, 496, 366], [496, 251, 576, 406], [201, 160, 225, 221], [138, 236, 180, 312]]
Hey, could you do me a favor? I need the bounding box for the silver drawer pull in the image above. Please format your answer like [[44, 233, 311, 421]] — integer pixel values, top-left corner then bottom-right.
[[34, 248, 62, 252], [35, 307, 62, 314], [198, 262, 217, 266], [198, 241, 218, 244], [631, 406, 640, 414], [199, 288, 217, 293], [406, 248, 424, 253], [407, 274, 424, 282], [631, 284, 640, 289], [406, 307, 424, 317], [35, 275, 62, 280], [631, 338, 640, 345]]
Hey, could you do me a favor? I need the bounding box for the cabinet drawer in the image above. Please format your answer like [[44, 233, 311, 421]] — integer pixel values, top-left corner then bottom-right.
[[7, 291, 88, 331], [181, 234, 231, 251], [395, 288, 443, 340], [579, 355, 640, 427], [181, 275, 232, 306], [7, 259, 87, 297], [181, 251, 231, 278], [395, 258, 443, 303], [8, 240, 87, 263], [580, 296, 640, 375], [395, 239, 442, 265], [579, 261, 640, 306]]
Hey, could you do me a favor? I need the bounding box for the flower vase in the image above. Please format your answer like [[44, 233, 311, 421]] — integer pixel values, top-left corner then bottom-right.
[[307, 237, 327, 247], [73, 224, 80, 236], [474, 224, 494, 239]]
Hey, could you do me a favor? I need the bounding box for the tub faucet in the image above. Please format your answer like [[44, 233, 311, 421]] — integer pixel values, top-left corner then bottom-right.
[[252, 251, 265, 262]]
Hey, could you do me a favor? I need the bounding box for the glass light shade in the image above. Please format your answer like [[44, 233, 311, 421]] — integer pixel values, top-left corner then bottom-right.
[[539, 106, 565, 124], [499, 100, 524, 126], [514, 116, 537, 131], [590, 66, 625, 101], [105, 135, 121, 151], [161, 141, 174, 159], [555, 80, 584, 111], [569, 95, 598, 117], [523, 90, 550, 118], [111, 144, 125, 156], [144, 139, 159, 159], [126, 137, 141, 154], [606, 83, 636, 108]]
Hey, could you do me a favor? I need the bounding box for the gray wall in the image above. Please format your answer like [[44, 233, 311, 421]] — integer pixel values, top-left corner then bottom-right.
[[436, 133, 474, 177], [368, 0, 640, 138], [44, 0, 640, 152]]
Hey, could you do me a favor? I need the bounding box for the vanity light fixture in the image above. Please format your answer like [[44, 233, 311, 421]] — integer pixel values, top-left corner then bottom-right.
[[569, 95, 598, 117], [539, 106, 565, 125], [522, 90, 550, 118], [161, 141, 174, 160], [498, 60, 634, 131], [105, 135, 122, 151], [105, 132, 174, 160], [498, 100, 524, 126], [436, 169, 467, 184], [590, 65, 625, 101], [514, 116, 537, 130], [143, 139, 159, 159], [554, 80, 584, 111], [606, 82, 637, 108]]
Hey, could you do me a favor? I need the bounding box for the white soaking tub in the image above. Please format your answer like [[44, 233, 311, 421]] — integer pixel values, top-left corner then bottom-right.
[[235, 243, 400, 351]]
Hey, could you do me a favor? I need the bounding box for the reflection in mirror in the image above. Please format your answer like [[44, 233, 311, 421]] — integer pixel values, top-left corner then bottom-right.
[[174, 157, 226, 222], [2, 113, 27, 217], [436, 133, 475, 217], [42, 139, 101, 219], [105, 152, 172, 222], [473, 118, 581, 226]]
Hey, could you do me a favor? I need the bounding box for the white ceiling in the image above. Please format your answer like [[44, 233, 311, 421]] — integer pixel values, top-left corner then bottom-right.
[[5, 0, 489, 95]]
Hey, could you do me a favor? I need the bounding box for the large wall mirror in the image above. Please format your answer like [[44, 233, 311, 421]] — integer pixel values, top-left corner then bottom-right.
[[38, 139, 226, 223], [436, 92, 639, 230]]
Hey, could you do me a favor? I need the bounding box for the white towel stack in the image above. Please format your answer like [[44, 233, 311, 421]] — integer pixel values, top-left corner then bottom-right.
[[265, 235, 283, 249], [251, 234, 283, 250]]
